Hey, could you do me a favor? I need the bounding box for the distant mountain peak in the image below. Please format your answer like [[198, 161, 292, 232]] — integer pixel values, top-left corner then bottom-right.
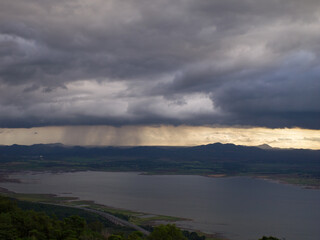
[[257, 144, 273, 150]]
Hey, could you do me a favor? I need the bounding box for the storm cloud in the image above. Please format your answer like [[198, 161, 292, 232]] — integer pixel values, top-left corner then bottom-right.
[[0, 0, 319, 128]]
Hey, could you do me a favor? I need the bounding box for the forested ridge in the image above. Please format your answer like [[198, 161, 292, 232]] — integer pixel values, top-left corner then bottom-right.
[[0, 196, 106, 240], [1, 143, 319, 188], [0, 196, 280, 240], [0, 196, 206, 240]]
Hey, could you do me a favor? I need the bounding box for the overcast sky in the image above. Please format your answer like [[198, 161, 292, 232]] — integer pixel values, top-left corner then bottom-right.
[[0, 0, 319, 147]]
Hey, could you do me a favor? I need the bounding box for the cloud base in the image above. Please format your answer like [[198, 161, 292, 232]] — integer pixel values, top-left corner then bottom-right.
[[0, 0, 320, 129]]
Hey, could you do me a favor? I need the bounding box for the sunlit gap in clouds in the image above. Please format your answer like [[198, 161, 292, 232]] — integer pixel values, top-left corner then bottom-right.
[[0, 125, 320, 150]]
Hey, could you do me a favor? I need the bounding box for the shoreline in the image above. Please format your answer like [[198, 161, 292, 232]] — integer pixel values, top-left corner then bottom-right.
[[1, 169, 319, 190], [205, 173, 320, 189], [0, 186, 228, 240], [1, 171, 318, 240]]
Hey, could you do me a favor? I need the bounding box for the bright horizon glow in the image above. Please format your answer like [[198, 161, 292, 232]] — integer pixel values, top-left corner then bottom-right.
[[0, 125, 320, 150]]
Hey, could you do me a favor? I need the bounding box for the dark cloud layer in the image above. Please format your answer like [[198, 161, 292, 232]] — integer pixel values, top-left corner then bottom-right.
[[0, 0, 319, 128]]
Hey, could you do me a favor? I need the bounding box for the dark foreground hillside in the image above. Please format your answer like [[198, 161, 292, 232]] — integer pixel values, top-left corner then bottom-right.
[[0, 196, 280, 240], [0, 196, 106, 240]]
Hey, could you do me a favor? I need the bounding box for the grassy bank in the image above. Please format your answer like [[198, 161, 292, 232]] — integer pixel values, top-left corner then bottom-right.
[[0, 189, 228, 239]]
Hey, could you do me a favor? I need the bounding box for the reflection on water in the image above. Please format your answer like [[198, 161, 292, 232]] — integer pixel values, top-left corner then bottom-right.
[[1, 171, 320, 240]]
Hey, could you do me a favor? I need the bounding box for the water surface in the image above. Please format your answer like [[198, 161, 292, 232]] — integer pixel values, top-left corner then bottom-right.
[[1, 171, 319, 240]]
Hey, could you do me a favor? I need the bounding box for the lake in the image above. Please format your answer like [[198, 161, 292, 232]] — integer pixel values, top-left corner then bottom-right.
[[1, 171, 320, 240]]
